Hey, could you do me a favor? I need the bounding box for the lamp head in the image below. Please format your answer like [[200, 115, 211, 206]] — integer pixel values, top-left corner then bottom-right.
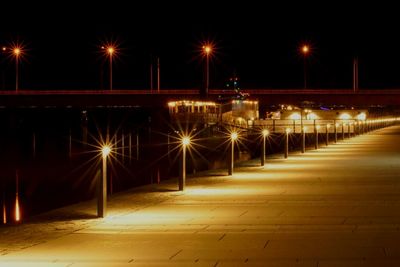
[[102, 145, 111, 158], [231, 132, 238, 141], [181, 136, 191, 146]]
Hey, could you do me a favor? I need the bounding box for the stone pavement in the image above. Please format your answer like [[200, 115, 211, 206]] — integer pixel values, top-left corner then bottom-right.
[[1, 126, 400, 266]]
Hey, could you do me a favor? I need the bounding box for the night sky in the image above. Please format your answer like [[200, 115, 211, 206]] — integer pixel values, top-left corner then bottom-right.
[[1, 2, 400, 90]]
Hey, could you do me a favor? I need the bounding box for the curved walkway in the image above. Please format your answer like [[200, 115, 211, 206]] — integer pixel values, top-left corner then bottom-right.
[[1, 126, 400, 266]]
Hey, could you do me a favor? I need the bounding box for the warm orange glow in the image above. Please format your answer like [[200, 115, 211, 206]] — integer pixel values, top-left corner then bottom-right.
[[2, 47, 6, 51], [262, 129, 269, 137], [107, 47, 114, 55], [302, 45, 309, 54], [285, 128, 291, 134], [13, 48, 21, 56], [15, 195, 20, 222], [203, 45, 212, 55], [316, 125, 321, 130]]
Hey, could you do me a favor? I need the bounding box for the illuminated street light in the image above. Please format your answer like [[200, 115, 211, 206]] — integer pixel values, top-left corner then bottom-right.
[[13, 47, 21, 91], [102, 45, 116, 91], [261, 129, 269, 166], [301, 44, 310, 89], [228, 131, 238, 175], [284, 128, 291, 159], [98, 144, 111, 217], [179, 136, 191, 191], [202, 44, 212, 96]]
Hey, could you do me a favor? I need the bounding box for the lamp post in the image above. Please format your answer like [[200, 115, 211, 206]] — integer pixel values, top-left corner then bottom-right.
[[98, 145, 111, 218], [315, 125, 320, 149], [301, 126, 307, 153], [13, 47, 21, 92], [107, 47, 114, 91], [301, 45, 309, 89], [179, 136, 190, 191], [342, 122, 345, 140], [202, 45, 212, 96], [284, 128, 291, 159], [334, 121, 338, 143], [326, 124, 330, 146], [261, 129, 269, 166], [228, 132, 238, 175]]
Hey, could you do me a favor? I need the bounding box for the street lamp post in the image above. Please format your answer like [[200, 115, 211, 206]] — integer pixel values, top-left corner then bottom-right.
[[107, 47, 114, 91], [261, 129, 269, 166], [13, 48, 21, 92], [179, 136, 190, 191], [301, 45, 309, 89], [98, 145, 111, 218], [228, 132, 238, 175], [202, 45, 212, 96]]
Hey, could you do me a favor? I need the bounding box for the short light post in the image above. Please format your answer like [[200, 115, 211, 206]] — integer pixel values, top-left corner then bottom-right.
[[315, 125, 320, 149], [348, 123, 351, 138], [326, 124, 330, 146], [334, 122, 338, 143], [261, 129, 269, 166], [98, 145, 111, 218], [301, 126, 307, 153], [284, 128, 291, 159], [342, 122, 345, 140], [228, 132, 238, 175], [179, 136, 190, 191]]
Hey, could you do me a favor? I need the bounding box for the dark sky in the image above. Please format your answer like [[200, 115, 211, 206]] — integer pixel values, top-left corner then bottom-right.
[[1, 2, 400, 90]]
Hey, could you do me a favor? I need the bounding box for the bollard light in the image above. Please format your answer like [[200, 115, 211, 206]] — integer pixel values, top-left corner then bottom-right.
[[284, 128, 291, 158], [326, 124, 330, 146], [228, 131, 238, 175], [179, 136, 191, 191], [315, 125, 320, 149], [301, 126, 307, 153], [98, 144, 112, 218], [261, 129, 269, 166], [334, 123, 339, 143]]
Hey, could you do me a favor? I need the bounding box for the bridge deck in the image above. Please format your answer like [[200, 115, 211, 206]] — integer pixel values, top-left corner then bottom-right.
[[1, 89, 400, 107]]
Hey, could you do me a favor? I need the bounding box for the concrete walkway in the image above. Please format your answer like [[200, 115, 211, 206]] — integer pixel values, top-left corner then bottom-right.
[[1, 126, 400, 266]]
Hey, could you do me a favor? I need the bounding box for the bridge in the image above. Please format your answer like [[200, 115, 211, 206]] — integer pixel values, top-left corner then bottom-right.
[[0, 89, 400, 107]]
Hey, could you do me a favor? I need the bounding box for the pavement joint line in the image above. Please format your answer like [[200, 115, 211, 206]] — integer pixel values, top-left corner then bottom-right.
[[263, 240, 270, 249], [238, 210, 248, 217], [169, 249, 183, 260], [218, 233, 226, 241]]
